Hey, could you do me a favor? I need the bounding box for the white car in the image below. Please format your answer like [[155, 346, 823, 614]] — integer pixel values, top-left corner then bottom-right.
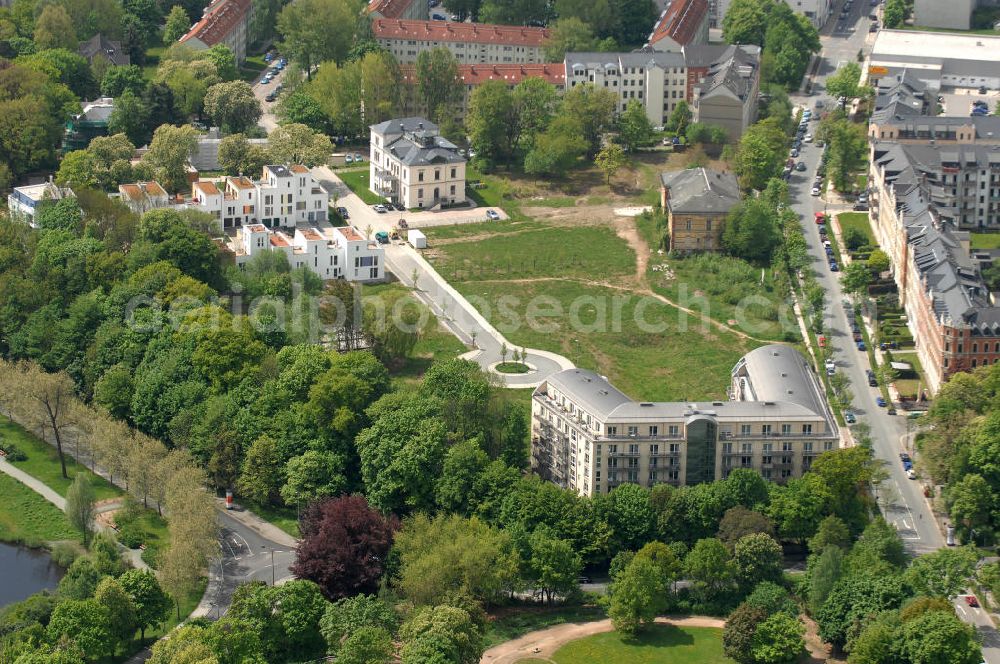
[[811, 186, 821, 196], [804, 134, 814, 142], [907, 468, 917, 480], [373, 204, 388, 213], [345, 155, 353, 164], [485, 209, 500, 220]]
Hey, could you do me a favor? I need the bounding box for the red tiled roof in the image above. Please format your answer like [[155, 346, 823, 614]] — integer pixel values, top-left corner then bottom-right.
[[227, 175, 255, 190], [300, 229, 323, 241], [367, 0, 414, 18], [144, 182, 167, 197], [402, 62, 565, 86], [246, 224, 267, 233], [340, 226, 364, 242], [290, 164, 309, 174], [373, 18, 550, 47], [119, 184, 142, 200], [270, 234, 290, 247], [179, 0, 250, 48], [649, 0, 708, 47], [194, 180, 220, 195]]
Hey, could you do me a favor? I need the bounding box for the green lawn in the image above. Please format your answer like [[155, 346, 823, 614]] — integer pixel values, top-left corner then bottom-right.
[[838, 212, 875, 247], [971, 233, 1000, 250], [0, 473, 80, 545], [142, 45, 165, 80], [1, 420, 121, 501], [485, 605, 607, 648], [650, 253, 799, 342], [243, 500, 299, 539], [551, 625, 730, 664], [465, 166, 518, 212], [422, 218, 549, 242], [889, 351, 926, 400], [337, 169, 387, 206], [431, 225, 636, 284], [454, 279, 756, 401], [525, 196, 577, 208]]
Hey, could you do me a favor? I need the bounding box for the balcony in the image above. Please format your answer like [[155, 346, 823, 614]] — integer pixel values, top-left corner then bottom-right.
[[719, 431, 829, 440], [600, 433, 684, 441]]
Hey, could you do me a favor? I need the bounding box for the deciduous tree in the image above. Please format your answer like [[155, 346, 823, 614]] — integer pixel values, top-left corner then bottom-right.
[[119, 569, 172, 641], [163, 5, 191, 44], [203, 81, 262, 133], [416, 47, 463, 126], [595, 142, 627, 184], [277, 0, 361, 77]]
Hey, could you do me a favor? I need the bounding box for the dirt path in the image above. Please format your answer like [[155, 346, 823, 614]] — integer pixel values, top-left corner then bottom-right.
[[613, 215, 650, 284], [481, 616, 726, 664]]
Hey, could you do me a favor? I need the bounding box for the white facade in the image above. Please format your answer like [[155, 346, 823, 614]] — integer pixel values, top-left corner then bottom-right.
[[564, 53, 689, 126], [369, 117, 467, 209], [233, 223, 384, 282], [7, 182, 75, 227]]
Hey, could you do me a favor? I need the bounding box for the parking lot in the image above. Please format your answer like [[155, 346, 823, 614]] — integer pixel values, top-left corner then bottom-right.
[[938, 87, 1000, 117]]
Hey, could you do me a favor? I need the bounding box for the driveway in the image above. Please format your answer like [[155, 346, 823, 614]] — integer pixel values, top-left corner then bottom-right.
[[312, 166, 573, 387]]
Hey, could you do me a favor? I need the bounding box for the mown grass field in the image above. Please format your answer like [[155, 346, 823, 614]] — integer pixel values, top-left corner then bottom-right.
[[0, 473, 79, 545], [549, 625, 730, 664], [838, 212, 876, 247], [1, 420, 120, 501], [337, 169, 387, 205], [971, 232, 1000, 250]]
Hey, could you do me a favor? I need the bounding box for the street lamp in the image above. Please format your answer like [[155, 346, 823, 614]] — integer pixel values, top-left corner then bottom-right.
[[262, 545, 275, 586]]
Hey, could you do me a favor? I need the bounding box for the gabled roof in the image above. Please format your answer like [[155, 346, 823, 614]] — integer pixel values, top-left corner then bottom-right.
[[648, 0, 708, 49], [367, 0, 416, 18], [179, 0, 250, 48], [373, 18, 549, 47], [371, 116, 438, 135], [78, 34, 130, 67], [660, 167, 740, 214], [696, 46, 759, 101], [401, 63, 566, 86]]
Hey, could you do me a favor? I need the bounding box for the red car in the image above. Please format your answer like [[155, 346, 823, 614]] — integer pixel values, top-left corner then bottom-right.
[[815, 212, 827, 224], [818, 335, 827, 348], [965, 595, 979, 608]]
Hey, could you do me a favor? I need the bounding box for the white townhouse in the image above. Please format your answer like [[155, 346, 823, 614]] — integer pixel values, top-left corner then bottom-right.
[[8, 181, 76, 227], [233, 223, 384, 282], [369, 117, 466, 210]]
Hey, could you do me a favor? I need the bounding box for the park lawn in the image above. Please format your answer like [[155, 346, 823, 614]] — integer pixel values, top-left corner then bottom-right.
[[484, 605, 607, 648], [429, 225, 636, 284], [971, 233, 1000, 250], [650, 253, 799, 343], [338, 169, 388, 206], [0, 473, 80, 545], [1, 420, 121, 501], [551, 625, 730, 664], [142, 45, 165, 80], [526, 196, 577, 208], [838, 212, 876, 247], [890, 351, 927, 400], [453, 279, 756, 401]]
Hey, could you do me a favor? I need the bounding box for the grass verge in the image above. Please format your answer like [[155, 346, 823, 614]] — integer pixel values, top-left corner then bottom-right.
[[837, 212, 875, 247], [496, 362, 530, 374], [484, 605, 607, 648], [0, 473, 80, 545], [971, 232, 1000, 250], [243, 500, 300, 539], [1, 420, 121, 501], [337, 169, 388, 206]]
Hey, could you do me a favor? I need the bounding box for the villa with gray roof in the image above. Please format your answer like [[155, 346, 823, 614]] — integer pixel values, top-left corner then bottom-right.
[[660, 167, 740, 252], [369, 117, 466, 209], [531, 345, 838, 495], [869, 140, 1000, 392]]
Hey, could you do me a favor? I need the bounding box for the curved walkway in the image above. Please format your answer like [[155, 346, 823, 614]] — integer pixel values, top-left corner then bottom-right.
[[480, 616, 726, 664]]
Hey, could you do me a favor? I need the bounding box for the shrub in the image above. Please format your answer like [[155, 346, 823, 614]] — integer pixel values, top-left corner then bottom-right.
[[141, 543, 161, 569], [50, 542, 83, 568], [118, 523, 144, 549], [1, 442, 27, 462]]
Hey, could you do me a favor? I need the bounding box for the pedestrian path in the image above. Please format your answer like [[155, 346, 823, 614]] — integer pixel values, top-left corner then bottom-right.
[[0, 455, 66, 509]]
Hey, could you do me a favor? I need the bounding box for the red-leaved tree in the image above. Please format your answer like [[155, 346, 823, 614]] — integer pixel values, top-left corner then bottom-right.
[[291, 495, 398, 600]]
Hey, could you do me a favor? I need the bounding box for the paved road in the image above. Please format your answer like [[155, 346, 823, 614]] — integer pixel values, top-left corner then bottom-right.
[[311, 165, 575, 387], [252, 61, 287, 133]]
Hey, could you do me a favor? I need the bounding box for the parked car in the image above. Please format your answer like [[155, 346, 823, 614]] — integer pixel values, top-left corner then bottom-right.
[[815, 99, 825, 109], [264, 92, 276, 102], [485, 209, 501, 220], [829, 261, 839, 272], [393, 202, 405, 211], [899, 452, 911, 462], [811, 186, 822, 196], [804, 133, 814, 142], [966, 595, 980, 607], [857, 340, 866, 351], [345, 154, 353, 164], [374, 231, 389, 244], [906, 468, 916, 479], [796, 161, 807, 171], [853, 202, 869, 211], [373, 204, 388, 213], [815, 212, 827, 224], [876, 396, 887, 407], [845, 410, 856, 423], [354, 153, 363, 162], [791, 148, 800, 158], [336, 206, 349, 219], [818, 335, 827, 347], [979, 85, 989, 94]]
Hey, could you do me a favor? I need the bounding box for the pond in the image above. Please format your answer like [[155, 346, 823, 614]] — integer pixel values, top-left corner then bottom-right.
[[0, 541, 64, 608]]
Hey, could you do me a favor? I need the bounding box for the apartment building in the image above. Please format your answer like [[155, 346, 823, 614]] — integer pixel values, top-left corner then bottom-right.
[[869, 141, 1000, 392], [399, 63, 566, 120], [7, 181, 75, 227], [118, 165, 329, 230], [691, 45, 760, 140], [646, 0, 710, 52], [531, 345, 838, 496], [369, 117, 466, 209], [367, 0, 427, 20], [373, 18, 549, 65], [178, 0, 252, 63], [710, 0, 831, 29], [869, 30, 1000, 92], [232, 224, 384, 282], [913, 0, 999, 30], [564, 45, 760, 132], [660, 167, 740, 252]]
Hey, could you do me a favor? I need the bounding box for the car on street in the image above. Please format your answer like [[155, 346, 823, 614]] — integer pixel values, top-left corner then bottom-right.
[[393, 202, 405, 211], [485, 209, 500, 220], [811, 186, 822, 196], [815, 99, 825, 109], [829, 261, 839, 272], [804, 133, 813, 142], [791, 148, 800, 158], [903, 459, 913, 471], [845, 410, 856, 423], [264, 92, 276, 102], [899, 452, 911, 462], [966, 595, 980, 607], [815, 212, 827, 224], [796, 161, 807, 171], [979, 86, 988, 94], [853, 202, 869, 211], [876, 396, 887, 407], [907, 468, 917, 479], [374, 231, 389, 244], [345, 154, 353, 164], [354, 153, 363, 162], [818, 335, 827, 347], [373, 204, 388, 213], [857, 340, 866, 350], [336, 206, 349, 219]]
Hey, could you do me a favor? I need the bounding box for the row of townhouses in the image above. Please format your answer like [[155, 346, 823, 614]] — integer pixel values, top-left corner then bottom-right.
[[531, 345, 839, 496], [233, 223, 384, 282], [866, 65, 1000, 393], [373, 18, 551, 65], [178, 0, 252, 63]]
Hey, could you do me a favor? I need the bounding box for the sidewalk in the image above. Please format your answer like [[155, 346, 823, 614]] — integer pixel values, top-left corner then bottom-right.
[[216, 499, 297, 549]]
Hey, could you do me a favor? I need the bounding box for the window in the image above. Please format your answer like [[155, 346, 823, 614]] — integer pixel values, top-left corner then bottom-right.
[[802, 424, 812, 434], [722, 442, 733, 454], [607, 426, 617, 435], [741, 443, 752, 454], [686, 219, 692, 231], [781, 424, 792, 435], [650, 444, 659, 455], [627, 426, 638, 436], [706, 219, 712, 231], [418, 172, 424, 182], [740, 424, 752, 435], [450, 167, 456, 178], [668, 425, 679, 437], [669, 443, 679, 453], [649, 425, 658, 437], [761, 424, 772, 435], [628, 444, 639, 455]]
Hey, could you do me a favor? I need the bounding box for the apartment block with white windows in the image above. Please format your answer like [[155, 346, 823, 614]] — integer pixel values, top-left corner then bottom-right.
[[373, 18, 549, 65], [531, 345, 838, 496], [233, 223, 383, 282], [369, 117, 466, 209]]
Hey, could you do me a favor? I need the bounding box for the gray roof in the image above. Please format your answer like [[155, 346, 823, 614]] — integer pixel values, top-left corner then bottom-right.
[[695, 46, 758, 102], [370, 116, 439, 136], [541, 344, 833, 425], [266, 164, 291, 177], [660, 167, 740, 214], [387, 134, 464, 166], [871, 141, 1000, 332], [565, 50, 685, 72], [682, 44, 760, 68], [78, 34, 130, 67], [80, 101, 114, 123]]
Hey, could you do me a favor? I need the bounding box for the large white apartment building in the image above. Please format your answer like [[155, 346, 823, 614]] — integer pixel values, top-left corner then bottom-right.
[[373, 18, 549, 65], [531, 345, 839, 496], [233, 223, 384, 282], [119, 165, 329, 230], [369, 117, 466, 209]]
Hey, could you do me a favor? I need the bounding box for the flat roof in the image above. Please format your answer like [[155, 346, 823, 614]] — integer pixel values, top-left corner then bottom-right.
[[872, 29, 1000, 63], [339, 226, 364, 242]]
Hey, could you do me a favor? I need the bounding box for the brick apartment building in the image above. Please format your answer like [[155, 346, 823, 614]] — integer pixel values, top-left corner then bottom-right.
[[646, 0, 710, 52], [399, 63, 566, 118], [178, 0, 252, 63], [367, 0, 427, 19]]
